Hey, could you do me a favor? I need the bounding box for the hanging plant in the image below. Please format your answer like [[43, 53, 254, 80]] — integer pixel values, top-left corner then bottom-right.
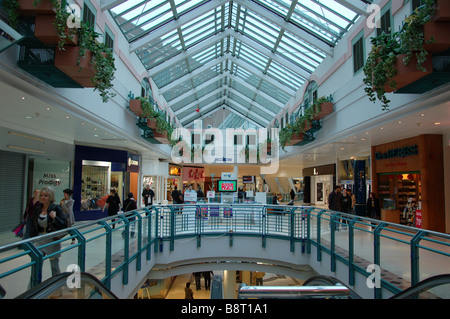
[[363, 0, 435, 110], [135, 96, 177, 145], [76, 23, 116, 102], [363, 31, 404, 110], [4, 0, 116, 103]]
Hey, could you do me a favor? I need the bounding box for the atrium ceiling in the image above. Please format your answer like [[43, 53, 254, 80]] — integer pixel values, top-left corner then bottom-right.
[[105, 0, 372, 128]]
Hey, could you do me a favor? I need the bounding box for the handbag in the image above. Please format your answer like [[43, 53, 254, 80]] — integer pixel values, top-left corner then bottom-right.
[[12, 221, 26, 238]]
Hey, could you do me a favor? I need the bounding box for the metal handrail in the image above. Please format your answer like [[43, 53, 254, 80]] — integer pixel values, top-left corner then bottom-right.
[[238, 284, 350, 299], [1, 204, 450, 299]]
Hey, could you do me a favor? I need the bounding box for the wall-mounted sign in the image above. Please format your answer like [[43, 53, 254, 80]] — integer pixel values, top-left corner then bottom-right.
[[375, 145, 418, 160]]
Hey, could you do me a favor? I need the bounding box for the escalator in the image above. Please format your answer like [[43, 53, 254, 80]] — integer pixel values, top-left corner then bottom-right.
[[238, 274, 450, 299], [389, 274, 450, 299], [15, 272, 118, 299]]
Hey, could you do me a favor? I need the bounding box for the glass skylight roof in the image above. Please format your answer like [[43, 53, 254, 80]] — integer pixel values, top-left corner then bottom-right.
[[108, 0, 369, 128]]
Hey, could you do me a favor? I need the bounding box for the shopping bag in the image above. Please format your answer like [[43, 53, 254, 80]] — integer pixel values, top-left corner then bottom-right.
[[12, 221, 26, 238]]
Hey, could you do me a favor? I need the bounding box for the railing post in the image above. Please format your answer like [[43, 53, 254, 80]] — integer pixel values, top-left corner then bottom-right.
[[411, 231, 425, 286], [169, 206, 175, 251], [290, 207, 295, 252], [348, 217, 358, 286], [305, 207, 311, 254], [316, 210, 325, 262], [99, 220, 112, 289], [143, 208, 152, 261], [117, 214, 130, 286], [262, 206, 266, 248], [373, 222, 385, 299], [330, 213, 337, 272], [21, 241, 44, 288], [69, 228, 86, 272], [132, 211, 143, 271]]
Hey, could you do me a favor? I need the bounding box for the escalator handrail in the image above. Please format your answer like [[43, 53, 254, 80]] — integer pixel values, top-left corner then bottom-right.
[[303, 275, 362, 299], [15, 272, 118, 299], [390, 274, 450, 299]]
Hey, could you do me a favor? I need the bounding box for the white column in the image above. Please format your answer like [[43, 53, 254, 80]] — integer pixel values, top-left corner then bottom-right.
[[223, 270, 236, 299]]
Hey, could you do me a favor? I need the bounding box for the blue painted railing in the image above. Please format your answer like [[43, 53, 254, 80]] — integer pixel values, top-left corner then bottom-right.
[[1, 204, 449, 299]]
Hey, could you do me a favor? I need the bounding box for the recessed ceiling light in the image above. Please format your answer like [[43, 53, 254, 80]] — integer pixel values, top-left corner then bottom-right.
[[94, 134, 99, 137], [421, 113, 425, 117], [434, 122, 441, 125], [340, 147, 345, 150], [46, 107, 50, 111], [361, 138, 366, 141], [25, 116, 32, 119], [66, 116, 69, 119], [398, 121, 402, 124], [81, 122, 85, 125], [380, 127, 384, 130], [21, 96, 25, 100]]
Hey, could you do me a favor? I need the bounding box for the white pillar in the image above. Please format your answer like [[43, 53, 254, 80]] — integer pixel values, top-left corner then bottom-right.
[[223, 270, 236, 299]]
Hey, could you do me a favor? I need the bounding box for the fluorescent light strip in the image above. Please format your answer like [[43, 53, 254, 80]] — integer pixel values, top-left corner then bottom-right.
[[7, 145, 44, 153], [8, 131, 45, 143]]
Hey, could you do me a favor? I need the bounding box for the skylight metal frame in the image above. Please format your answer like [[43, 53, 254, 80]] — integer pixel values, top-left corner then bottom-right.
[[107, 0, 368, 128]]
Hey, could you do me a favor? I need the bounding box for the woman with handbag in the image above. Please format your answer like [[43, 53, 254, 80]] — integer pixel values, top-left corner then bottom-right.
[[24, 186, 68, 277]]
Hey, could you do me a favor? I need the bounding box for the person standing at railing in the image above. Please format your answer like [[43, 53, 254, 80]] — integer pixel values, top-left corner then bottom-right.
[[23, 186, 67, 278]]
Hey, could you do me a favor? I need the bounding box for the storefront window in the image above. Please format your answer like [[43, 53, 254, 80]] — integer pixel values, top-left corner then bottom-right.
[[31, 158, 71, 204], [81, 161, 110, 211], [378, 172, 421, 226]]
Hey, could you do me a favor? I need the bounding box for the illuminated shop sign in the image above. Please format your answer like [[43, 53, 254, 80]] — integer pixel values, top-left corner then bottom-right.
[[375, 145, 418, 160]]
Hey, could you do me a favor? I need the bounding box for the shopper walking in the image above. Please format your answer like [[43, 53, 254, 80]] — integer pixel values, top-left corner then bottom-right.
[[123, 192, 138, 237], [103, 188, 121, 229], [366, 192, 381, 220], [194, 272, 202, 290], [23, 188, 40, 222], [203, 271, 213, 290], [61, 189, 76, 244], [255, 271, 265, 286], [24, 187, 68, 277], [142, 184, 155, 207], [185, 282, 194, 299]]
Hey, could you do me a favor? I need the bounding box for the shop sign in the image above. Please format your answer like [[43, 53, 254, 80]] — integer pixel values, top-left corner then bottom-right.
[[375, 145, 418, 160], [127, 154, 139, 172]]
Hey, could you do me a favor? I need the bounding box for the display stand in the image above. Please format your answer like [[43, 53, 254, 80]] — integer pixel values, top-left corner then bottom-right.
[[221, 193, 235, 218]]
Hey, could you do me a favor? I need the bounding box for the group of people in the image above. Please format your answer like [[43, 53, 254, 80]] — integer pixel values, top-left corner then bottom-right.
[[22, 187, 76, 278], [328, 185, 381, 220], [171, 184, 206, 204]]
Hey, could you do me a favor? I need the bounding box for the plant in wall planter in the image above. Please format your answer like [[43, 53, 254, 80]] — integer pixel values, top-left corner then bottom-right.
[[4, 0, 116, 102], [363, 0, 436, 110], [134, 96, 176, 145], [310, 96, 333, 120]]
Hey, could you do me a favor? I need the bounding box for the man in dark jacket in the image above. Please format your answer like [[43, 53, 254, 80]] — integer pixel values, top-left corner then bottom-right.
[[328, 185, 342, 212], [142, 184, 155, 206]]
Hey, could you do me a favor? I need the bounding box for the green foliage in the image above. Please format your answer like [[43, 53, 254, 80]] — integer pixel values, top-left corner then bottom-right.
[[363, 0, 435, 110], [135, 97, 177, 145], [4, 0, 116, 102], [279, 96, 331, 150]]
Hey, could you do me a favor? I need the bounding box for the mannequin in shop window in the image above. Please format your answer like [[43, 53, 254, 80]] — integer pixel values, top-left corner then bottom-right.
[[142, 184, 155, 207]]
